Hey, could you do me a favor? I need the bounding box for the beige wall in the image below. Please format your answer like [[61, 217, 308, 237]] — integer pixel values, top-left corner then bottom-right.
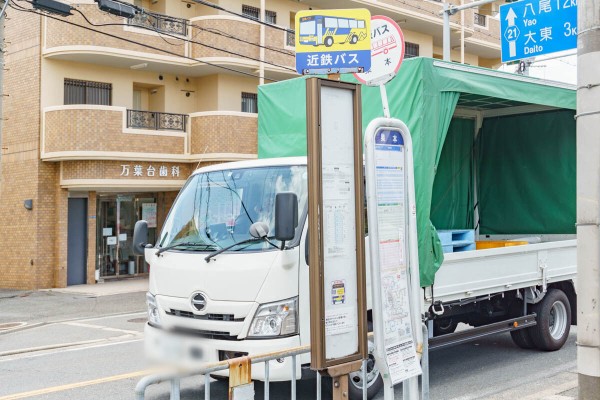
[[41, 60, 198, 114], [402, 29, 434, 58], [217, 74, 259, 112], [433, 46, 479, 65], [196, 75, 219, 111]]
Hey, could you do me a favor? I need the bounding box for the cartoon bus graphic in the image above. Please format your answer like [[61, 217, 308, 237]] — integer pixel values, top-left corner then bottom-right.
[[372, 35, 397, 56], [298, 15, 368, 47]]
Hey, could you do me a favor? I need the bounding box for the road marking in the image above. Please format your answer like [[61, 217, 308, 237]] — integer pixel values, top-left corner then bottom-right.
[[0, 338, 144, 363], [0, 368, 161, 400], [62, 321, 142, 335]]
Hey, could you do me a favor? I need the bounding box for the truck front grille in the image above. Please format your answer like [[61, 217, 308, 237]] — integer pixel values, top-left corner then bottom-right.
[[167, 309, 244, 322], [171, 326, 241, 341]]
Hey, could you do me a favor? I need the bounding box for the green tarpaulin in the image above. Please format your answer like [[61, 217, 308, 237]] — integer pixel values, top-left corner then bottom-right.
[[478, 110, 576, 234], [257, 58, 576, 287]]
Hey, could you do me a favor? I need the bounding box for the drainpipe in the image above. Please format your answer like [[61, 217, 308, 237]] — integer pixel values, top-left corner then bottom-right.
[[577, 0, 600, 397], [259, 0, 265, 86]]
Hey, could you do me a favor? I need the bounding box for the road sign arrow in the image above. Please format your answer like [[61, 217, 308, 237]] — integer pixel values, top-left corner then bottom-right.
[[505, 8, 517, 26]]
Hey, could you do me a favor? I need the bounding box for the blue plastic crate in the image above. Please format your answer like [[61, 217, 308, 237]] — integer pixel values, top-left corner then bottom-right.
[[438, 229, 475, 253]]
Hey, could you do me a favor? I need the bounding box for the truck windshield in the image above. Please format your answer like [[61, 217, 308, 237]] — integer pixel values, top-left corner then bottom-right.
[[158, 165, 307, 252]]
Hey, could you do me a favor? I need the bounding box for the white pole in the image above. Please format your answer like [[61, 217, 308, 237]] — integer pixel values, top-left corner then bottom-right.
[[379, 84, 391, 119], [577, 0, 600, 397], [443, 2, 451, 62]]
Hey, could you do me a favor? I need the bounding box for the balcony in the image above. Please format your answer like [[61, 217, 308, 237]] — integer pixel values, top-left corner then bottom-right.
[[42, 107, 258, 162], [190, 16, 295, 72], [189, 112, 257, 158], [127, 110, 187, 132], [43, 4, 187, 64], [42, 106, 187, 161], [128, 12, 188, 36]]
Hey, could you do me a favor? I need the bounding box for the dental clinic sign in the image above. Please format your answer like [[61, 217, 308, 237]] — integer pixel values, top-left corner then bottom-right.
[[500, 0, 577, 63]]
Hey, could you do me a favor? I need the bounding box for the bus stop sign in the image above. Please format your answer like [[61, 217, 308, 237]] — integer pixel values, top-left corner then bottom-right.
[[295, 9, 371, 75]]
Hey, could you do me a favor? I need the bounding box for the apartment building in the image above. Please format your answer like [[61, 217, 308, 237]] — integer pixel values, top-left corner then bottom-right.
[[0, 0, 502, 289]]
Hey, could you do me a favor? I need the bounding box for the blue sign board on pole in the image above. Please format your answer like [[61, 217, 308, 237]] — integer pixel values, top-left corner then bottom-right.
[[499, 0, 578, 63]]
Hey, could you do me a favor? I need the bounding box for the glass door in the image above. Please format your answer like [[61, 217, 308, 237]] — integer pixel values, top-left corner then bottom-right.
[[97, 194, 157, 278], [97, 197, 118, 277], [117, 195, 136, 276]]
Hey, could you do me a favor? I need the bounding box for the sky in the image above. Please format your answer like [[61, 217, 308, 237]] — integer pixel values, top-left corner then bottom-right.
[[497, 51, 577, 85]]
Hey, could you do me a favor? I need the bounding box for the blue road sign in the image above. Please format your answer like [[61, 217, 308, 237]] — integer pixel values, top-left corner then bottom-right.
[[500, 0, 577, 63]]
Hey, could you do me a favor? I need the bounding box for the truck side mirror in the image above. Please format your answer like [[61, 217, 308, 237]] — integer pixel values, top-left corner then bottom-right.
[[133, 220, 149, 256], [274, 192, 298, 242], [305, 230, 309, 266]]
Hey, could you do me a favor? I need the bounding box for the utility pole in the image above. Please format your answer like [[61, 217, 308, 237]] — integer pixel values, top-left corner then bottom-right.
[[577, 0, 600, 398], [441, 0, 498, 61]]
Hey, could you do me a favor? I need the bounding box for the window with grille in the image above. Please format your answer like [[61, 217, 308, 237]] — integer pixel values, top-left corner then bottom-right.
[[241, 92, 258, 113], [242, 5, 276, 24], [405, 42, 420, 58], [474, 13, 487, 27], [64, 79, 112, 105]]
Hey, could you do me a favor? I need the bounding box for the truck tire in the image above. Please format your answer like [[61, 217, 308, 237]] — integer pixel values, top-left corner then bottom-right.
[[510, 327, 536, 349], [530, 289, 571, 351], [348, 340, 383, 399]]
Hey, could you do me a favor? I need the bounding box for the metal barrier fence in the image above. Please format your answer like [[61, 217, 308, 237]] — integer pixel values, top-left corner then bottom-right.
[[135, 326, 430, 400]]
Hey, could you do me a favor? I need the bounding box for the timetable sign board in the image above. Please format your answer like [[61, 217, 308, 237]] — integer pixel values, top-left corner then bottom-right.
[[500, 0, 577, 63]]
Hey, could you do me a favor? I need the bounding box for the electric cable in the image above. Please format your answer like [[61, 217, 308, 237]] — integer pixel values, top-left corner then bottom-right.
[[69, 6, 296, 72], [191, 0, 294, 34], [9, 0, 280, 82]]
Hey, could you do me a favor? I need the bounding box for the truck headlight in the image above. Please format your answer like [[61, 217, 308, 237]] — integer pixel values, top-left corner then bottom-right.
[[146, 292, 162, 327], [248, 297, 298, 338]]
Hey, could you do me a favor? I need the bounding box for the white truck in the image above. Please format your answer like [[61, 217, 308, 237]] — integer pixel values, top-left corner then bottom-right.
[[133, 156, 576, 400]]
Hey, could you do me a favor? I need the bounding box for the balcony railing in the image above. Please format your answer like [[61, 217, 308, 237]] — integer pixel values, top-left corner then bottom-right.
[[474, 13, 487, 27], [127, 110, 187, 132], [128, 12, 188, 36], [286, 31, 295, 47]]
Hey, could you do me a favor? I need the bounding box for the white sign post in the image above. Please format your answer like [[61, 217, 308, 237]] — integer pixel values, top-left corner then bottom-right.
[[357, 15, 423, 400], [365, 119, 423, 400]]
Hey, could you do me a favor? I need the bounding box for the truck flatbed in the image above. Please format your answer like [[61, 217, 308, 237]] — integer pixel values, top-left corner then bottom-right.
[[427, 239, 577, 305]]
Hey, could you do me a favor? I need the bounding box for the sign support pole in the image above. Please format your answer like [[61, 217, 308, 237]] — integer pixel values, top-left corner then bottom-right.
[[379, 84, 391, 119]]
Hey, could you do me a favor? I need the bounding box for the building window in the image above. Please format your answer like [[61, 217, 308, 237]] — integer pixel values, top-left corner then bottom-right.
[[241, 92, 258, 113], [64, 78, 112, 106], [405, 42, 420, 58], [242, 5, 276, 24], [474, 13, 487, 27]]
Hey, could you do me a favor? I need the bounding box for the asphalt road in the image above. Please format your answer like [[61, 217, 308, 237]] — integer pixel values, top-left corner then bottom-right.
[[0, 291, 577, 400]]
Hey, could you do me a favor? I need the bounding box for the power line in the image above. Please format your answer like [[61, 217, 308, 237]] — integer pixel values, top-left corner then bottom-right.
[[187, 23, 294, 58], [191, 0, 294, 34], [70, 7, 296, 72], [9, 0, 280, 82]]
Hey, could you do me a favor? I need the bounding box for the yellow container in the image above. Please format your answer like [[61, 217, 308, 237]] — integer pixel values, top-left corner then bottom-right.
[[476, 240, 528, 250]]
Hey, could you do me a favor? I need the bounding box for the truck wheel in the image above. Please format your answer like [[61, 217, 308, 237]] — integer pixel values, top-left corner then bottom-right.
[[530, 289, 571, 351], [348, 340, 383, 399], [433, 318, 457, 336], [510, 328, 536, 349]]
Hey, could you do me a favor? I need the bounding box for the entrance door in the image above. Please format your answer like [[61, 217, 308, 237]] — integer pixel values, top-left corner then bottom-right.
[[97, 194, 157, 278], [67, 198, 88, 286]]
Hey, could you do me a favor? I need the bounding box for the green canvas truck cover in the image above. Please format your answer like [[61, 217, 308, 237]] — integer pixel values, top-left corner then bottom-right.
[[257, 57, 576, 287]]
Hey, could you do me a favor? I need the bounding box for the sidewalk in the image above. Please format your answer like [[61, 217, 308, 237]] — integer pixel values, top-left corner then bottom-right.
[[40, 277, 148, 297]]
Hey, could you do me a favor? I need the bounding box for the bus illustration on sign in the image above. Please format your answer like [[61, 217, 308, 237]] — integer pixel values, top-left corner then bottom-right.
[[298, 15, 368, 47], [295, 9, 371, 75], [372, 35, 397, 56]]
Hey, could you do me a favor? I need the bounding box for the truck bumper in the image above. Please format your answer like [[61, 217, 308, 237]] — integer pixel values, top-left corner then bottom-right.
[[144, 323, 302, 381]]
